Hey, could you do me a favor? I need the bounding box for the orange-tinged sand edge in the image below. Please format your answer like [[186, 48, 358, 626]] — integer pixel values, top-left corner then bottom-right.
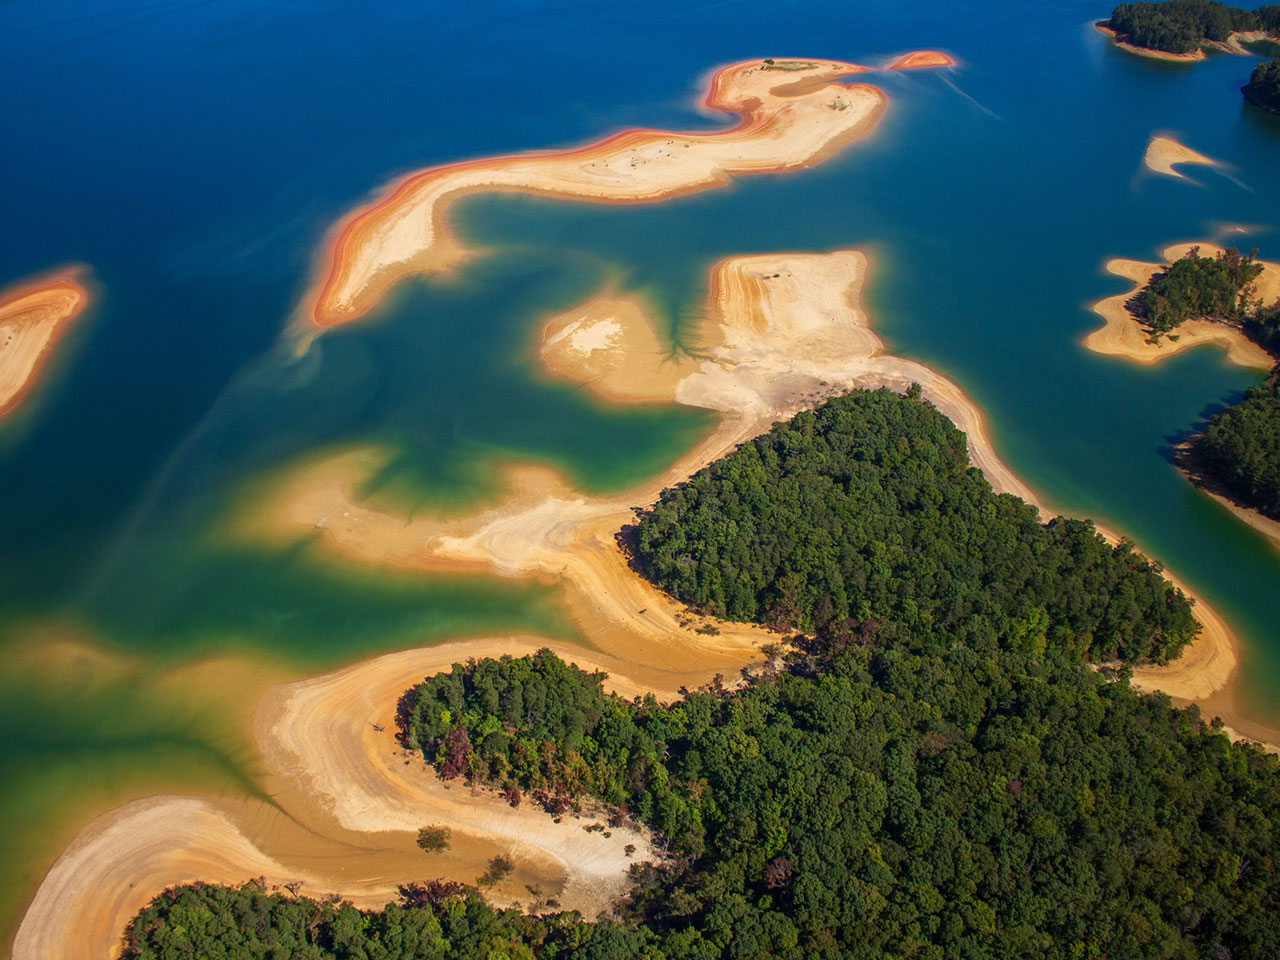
[[294, 54, 950, 337], [887, 50, 956, 69], [0, 267, 91, 419]]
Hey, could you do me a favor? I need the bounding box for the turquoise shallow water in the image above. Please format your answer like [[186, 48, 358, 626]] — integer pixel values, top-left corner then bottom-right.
[[1, 0, 1279, 950]]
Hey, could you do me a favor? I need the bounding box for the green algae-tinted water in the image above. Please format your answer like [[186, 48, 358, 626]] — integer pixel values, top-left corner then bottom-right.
[[2, 0, 1280, 951]]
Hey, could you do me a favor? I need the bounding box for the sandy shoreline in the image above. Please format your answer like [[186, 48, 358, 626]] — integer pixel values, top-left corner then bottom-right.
[[295, 54, 951, 335], [1143, 135, 1214, 179], [1173, 439, 1280, 554], [1095, 22, 1274, 61], [16, 244, 1264, 960], [0, 268, 90, 419], [1083, 242, 1278, 369]]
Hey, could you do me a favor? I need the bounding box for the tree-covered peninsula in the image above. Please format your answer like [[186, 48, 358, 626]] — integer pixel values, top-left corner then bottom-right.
[[1105, 1, 1280, 55], [1243, 56, 1280, 113], [119, 389, 1280, 960], [1189, 368, 1280, 520]]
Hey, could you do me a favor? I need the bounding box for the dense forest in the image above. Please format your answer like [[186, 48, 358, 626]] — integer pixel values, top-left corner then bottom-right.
[[121, 389, 1280, 959], [1243, 56, 1280, 113], [1123, 246, 1280, 522], [632, 389, 1196, 664], [1190, 368, 1280, 519], [1106, 1, 1279, 54], [1129, 246, 1263, 338]]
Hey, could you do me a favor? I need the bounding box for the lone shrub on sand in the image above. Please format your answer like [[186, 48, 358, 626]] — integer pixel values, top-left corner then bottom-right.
[[478, 854, 514, 886], [416, 824, 451, 853]]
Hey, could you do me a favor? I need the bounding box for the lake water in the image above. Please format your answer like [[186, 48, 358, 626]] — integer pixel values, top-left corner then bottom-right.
[[1, 0, 1278, 951]]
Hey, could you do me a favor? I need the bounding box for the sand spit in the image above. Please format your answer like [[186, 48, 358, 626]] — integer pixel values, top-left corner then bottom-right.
[[1143, 136, 1214, 178], [886, 50, 956, 69], [1084, 242, 1277, 368], [0, 268, 89, 418], [11, 796, 408, 960], [294, 55, 970, 333]]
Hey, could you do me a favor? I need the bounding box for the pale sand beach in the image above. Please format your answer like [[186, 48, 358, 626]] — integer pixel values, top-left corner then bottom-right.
[[1083, 242, 1278, 369], [1143, 135, 1214, 179], [0, 268, 90, 418], [294, 55, 966, 334]]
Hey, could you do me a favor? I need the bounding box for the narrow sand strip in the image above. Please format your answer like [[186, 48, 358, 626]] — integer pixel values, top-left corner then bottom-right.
[[1095, 23, 1206, 61], [1083, 242, 1277, 369], [887, 50, 956, 69], [0, 268, 90, 418], [1143, 136, 1214, 179], [296, 55, 965, 333]]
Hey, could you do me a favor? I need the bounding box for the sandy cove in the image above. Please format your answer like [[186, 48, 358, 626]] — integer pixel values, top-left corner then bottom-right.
[[0, 268, 90, 419], [13, 634, 732, 960], [296, 55, 948, 334], [1143, 135, 1214, 179], [1083, 242, 1278, 369]]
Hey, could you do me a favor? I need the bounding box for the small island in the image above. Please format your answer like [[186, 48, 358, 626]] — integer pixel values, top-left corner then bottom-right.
[[1099, 1, 1280, 59], [1243, 55, 1280, 113]]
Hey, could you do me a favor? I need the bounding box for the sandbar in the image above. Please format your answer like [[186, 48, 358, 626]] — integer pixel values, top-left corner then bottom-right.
[[0, 267, 90, 419], [887, 50, 956, 69], [296, 55, 955, 333], [1083, 242, 1277, 369], [1143, 135, 1214, 178]]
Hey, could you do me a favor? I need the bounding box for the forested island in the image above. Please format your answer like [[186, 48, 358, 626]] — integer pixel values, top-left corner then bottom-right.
[[1243, 56, 1280, 112], [1103, 1, 1280, 55], [1129, 245, 1264, 340], [118, 390, 1280, 960]]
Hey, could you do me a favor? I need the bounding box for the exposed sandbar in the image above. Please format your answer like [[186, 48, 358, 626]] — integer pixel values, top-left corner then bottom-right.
[[1143, 135, 1214, 178], [886, 50, 956, 69], [0, 268, 90, 418], [1083, 242, 1277, 369], [296, 55, 962, 333]]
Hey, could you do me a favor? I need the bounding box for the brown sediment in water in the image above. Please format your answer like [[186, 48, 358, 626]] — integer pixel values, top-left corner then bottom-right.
[[1083, 242, 1278, 369], [0, 267, 90, 419], [294, 55, 946, 336]]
